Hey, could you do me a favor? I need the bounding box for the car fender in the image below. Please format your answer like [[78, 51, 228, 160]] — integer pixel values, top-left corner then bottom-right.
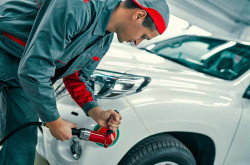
[[39, 96, 152, 165], [125, 90, 243, 165]]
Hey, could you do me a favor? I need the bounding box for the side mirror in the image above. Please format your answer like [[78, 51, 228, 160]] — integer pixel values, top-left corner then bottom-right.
[[243, 85, 250, 99]]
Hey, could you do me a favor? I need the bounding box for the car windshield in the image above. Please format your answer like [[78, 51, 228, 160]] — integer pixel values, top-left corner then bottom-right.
[[146, 36, 250, 80]]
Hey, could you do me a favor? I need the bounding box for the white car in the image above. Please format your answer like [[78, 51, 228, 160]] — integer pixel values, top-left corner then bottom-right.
[[36, 35, 250, 165]]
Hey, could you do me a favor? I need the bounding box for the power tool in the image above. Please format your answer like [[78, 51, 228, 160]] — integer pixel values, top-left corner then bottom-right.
[[71, 127, 116, 148]]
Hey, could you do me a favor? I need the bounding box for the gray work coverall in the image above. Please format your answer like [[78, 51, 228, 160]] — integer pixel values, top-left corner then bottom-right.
[[0, 0, 120, 164]]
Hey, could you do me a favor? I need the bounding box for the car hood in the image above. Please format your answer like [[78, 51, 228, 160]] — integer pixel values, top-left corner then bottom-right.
[[97, 42, 189, 73], [97, 43, 240, 89]]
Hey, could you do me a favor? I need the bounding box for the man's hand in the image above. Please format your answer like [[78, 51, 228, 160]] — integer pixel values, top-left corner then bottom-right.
[[45, 117, 77, 141], [88, 107, 122, 132]]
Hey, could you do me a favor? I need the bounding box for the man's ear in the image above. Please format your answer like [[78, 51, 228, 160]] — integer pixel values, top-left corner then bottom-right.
[[132, 9, 147, 21]]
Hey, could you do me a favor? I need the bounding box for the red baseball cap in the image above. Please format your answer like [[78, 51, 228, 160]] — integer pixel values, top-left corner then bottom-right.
[[132, 0, 169, 34]]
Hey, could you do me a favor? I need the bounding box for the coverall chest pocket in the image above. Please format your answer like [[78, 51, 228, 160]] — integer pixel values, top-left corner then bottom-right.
[[85, 55, 100, 70]]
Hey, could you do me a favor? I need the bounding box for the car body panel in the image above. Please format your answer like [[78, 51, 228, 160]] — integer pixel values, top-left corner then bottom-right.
[[37, 96, 151, 165], [125, 68, 247, 165], [97, 43, 189, 73], [223, 93, 250, 165], [238, 71, 250, 88]]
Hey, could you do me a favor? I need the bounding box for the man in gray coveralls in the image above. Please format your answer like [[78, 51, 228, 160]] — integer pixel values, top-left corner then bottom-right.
[[0, 0, 169, 164]]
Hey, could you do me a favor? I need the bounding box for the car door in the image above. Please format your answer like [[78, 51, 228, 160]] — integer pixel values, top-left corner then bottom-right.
[[223, 83, 250, 165]]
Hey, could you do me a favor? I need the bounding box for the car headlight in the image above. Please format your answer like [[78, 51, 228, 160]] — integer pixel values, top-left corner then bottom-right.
[[90, 70, 151, 99]]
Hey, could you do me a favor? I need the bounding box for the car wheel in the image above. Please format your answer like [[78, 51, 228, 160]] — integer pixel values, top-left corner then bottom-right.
[[119, 134, 196, 165]]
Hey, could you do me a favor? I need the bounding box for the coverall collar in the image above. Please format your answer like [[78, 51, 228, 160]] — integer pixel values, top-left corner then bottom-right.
[[92, 0, 122, 36]]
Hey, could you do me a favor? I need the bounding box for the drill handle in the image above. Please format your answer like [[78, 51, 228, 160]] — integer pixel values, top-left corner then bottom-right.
[[72, 128, 80, 137], [107, 110, 119, 134]]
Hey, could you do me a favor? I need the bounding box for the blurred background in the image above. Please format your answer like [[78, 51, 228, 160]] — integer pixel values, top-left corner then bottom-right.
[[113, 0, 250, 46]]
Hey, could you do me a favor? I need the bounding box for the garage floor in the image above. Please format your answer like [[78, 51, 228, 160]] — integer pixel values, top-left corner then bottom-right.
[[34, 152, 49, 165]]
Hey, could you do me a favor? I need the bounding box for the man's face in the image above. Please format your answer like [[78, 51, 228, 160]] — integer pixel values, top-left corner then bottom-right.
[[116, 10, 160, 46]]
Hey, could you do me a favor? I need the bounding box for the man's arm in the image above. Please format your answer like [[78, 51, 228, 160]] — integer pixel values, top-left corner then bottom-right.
[[63, 71, 122, 132], [18, 0, 88, 140]]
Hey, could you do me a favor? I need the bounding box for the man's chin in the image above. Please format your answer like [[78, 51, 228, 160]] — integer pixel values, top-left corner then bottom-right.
[[117, 39, 123, 43], [116, 35, 124, 43]]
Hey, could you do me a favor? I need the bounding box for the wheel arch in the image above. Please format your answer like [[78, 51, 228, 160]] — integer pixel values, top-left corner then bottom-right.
[[118, 132, 215, 165], [168, 132, 215, 165]]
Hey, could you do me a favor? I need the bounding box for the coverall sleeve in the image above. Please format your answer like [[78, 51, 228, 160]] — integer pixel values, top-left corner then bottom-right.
[[63, 70, 99, 116], [18, 0, 89, 122]]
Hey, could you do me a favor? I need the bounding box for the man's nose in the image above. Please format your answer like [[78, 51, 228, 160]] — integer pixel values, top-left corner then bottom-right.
[[134, 38, 144, 46]]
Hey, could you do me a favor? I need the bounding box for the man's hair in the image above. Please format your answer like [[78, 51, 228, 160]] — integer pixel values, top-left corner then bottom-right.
[[124, 0, 157, 31]]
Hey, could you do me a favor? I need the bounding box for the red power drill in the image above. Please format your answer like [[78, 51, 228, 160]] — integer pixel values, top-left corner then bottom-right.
[[71, 110, 119, 148], [72, 127, 115, 148]]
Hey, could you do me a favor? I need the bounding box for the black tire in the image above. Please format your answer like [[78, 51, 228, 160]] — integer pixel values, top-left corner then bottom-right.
[[119, 134, 196, 165]]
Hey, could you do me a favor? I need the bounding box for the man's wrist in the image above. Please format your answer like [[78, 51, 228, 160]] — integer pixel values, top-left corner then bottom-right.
[[45, 117, 62, 128], [88, 107, 102, 122]]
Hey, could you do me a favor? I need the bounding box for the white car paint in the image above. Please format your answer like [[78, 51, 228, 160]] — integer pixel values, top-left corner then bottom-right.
[[37, 39, 250, 165]]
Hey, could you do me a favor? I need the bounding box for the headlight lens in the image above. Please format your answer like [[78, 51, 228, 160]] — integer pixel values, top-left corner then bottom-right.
[[90, 70, 151, 99]]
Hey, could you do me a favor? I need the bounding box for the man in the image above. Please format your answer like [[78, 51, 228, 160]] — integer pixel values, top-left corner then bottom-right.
[[0, 0, 169, 164]]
